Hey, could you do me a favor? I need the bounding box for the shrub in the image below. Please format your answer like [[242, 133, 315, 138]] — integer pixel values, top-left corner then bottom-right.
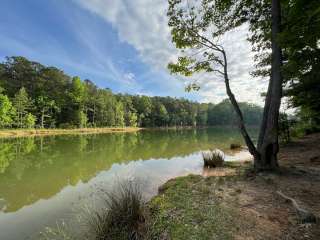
[[202, 149, 225, 168]]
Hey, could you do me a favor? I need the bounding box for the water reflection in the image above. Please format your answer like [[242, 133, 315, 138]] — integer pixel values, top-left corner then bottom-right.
[[0, 127, 257, 240], [0, 128, 256, 213]]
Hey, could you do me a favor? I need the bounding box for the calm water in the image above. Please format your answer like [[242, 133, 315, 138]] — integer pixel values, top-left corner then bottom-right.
[[0, 127, 256, 240]]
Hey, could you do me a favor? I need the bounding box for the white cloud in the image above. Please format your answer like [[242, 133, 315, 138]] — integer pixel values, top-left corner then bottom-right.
[[74, 0, 268, 105]]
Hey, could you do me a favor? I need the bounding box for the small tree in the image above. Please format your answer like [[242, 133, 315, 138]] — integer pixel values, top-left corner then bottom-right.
[[69, 76, 88, 127], [24, 113, 36, 129], [13, 87, 33, 128], [0, 93, 16, 128], [114, 101, 125, 127], [128, 112, 138, 127], [36, 96, 57, 128]]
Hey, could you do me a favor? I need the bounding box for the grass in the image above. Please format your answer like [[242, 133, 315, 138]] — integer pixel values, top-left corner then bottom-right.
[[85, 181, 147, 240], [0, 127, 141, 138], [202, 149, 225, 168], [39, 162, 253, 240], [40, 181, 147, 240], [148, 174, 242, 240]]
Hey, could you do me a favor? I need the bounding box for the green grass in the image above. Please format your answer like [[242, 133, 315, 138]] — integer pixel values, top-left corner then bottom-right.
[[148, 175, 242, 240], [84, 181, 146, 240]]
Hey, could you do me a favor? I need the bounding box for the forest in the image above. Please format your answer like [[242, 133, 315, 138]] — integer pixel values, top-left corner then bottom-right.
[[0, 56, 263, 129]]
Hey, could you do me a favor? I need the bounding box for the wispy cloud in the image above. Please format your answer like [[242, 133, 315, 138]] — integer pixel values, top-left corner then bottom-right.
[[74, 0, 268, 104]]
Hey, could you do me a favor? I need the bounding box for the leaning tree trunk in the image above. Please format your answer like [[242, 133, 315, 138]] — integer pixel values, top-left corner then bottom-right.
[[255, 0, 283, 171], [222, 51, 260, 160], [220, 0, 283, 171]]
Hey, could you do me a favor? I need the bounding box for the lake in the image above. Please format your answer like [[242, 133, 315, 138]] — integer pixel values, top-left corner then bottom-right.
[[0, 127, 256, 240]]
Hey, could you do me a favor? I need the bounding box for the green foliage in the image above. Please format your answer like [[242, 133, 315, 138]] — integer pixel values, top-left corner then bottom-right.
[[167, 0, 226, 81], [24, 113, 36, 129], [281, 0, 320, 131], [0, 93, 16, 128], [13, 87, 35, 128], [114, 101, 125, 127], [204, 0, 320, 131], [0, 56, 263, 129], [36, 96, 57, 128]]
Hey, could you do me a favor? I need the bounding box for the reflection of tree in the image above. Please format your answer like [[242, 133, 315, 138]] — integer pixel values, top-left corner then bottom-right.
[[0, 128, 258, 212], [0, 142, 15, 173]]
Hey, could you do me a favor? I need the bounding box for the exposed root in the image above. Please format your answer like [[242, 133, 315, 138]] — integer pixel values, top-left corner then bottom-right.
[[276, 191, 317, 223]]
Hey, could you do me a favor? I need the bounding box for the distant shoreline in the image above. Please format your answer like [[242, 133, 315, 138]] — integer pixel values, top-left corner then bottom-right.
[[0, 125, 260, 138], [0, 127, 142, 138]]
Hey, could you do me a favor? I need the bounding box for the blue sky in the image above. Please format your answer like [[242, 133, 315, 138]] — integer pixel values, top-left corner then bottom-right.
[[0, 0, 267, 104]]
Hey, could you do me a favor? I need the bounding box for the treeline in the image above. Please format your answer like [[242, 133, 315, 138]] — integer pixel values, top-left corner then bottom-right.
[[0, 56, 262, 129]]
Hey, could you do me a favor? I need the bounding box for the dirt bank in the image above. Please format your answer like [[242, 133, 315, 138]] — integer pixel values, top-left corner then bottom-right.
[[0, 127, 142, 138], [148, 133, 320, 239]]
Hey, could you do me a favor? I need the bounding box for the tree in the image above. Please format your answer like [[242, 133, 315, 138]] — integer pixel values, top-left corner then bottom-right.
[[281, 0, 320, 131], [118, 94, 138, 127], [132, 96, 153, 127], [0, 93, 16, 128], [69, 77, 87, 127], [25, 113, 36, 129], [167, 0, 283, 170], [155, 103, 169, 126], [196, 104, 208, 126], [84, 79, 99, 127], [114, 101, 125, 127], [0, 55, 264, 130], [13, 87, 34, 128], [95, 89, 117, 127], [36, 96, 57, 128]]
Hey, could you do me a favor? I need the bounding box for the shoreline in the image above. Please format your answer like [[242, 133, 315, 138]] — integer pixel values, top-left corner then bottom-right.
[[0, 125, 260, 139], [147, 133, 320, 239], [0, 127, 142, 138]]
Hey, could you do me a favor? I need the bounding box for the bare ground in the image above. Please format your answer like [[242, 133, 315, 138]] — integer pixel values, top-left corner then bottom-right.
[[149, 133, 320, 239]]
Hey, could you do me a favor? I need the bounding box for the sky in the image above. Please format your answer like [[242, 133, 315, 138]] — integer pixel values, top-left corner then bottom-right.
[[0, 0, 268, 105]]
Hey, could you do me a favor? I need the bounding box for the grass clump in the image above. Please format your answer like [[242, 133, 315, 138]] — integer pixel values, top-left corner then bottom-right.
[[40, 181, 147, 240], [86, 181, 147, 240], [202, 149, 225, 168]]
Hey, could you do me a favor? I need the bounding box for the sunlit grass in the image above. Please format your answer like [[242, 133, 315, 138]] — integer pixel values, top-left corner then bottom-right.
[[40, 180, 147, 240], [0, 127, 141, 138], [202, 149, 225, 168]]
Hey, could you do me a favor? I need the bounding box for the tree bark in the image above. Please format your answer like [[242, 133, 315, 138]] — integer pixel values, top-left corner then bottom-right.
[[222, 51, 260, 160], [256, 0, 282, 170]]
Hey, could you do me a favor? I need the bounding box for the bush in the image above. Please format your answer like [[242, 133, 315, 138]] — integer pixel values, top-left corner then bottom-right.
[[85, 181, 147, 240], [202, 149, 225, 168]]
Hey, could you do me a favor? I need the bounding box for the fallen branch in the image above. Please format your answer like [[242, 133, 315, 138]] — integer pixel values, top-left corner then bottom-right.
[[276, 191, 317, 223]]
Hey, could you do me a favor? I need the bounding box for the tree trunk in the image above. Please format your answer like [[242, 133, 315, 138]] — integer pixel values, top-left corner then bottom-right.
[[255, 0, 282, 171], [221, 0, 282, 171], [222, 51, 260, 160], [41, 109, 45, 129]]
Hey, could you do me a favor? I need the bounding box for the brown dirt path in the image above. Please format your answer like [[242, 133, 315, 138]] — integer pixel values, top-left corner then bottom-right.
[[231, 133, 320, 239]]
